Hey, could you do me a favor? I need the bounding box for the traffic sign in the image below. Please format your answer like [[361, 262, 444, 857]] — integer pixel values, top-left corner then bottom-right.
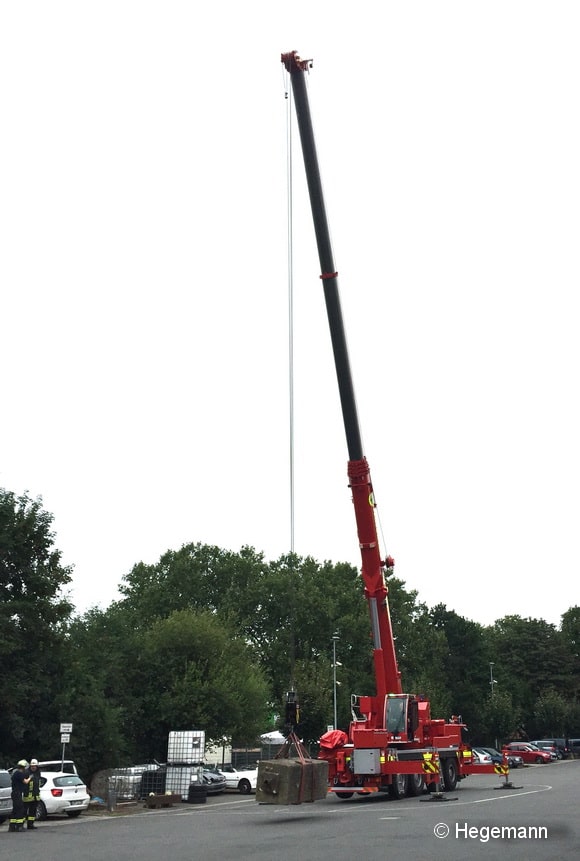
[[60, 723, 73, 734]]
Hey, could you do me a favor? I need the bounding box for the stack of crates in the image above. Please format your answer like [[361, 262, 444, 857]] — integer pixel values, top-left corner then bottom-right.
[[166, 730, 206, 800]]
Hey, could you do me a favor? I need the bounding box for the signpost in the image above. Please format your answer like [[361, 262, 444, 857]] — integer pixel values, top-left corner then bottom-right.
[[59, 723, 73, 769]]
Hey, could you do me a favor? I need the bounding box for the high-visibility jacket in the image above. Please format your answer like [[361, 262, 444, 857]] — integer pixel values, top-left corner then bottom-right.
[[23, 769, 41, 802]]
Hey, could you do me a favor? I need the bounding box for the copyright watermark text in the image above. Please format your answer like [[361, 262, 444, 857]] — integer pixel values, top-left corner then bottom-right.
[[434, 822, 548, 842]]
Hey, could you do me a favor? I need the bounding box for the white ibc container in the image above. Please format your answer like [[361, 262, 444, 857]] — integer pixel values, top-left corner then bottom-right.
[[165, 766, 197, 801], [167, 730, 205, 764]]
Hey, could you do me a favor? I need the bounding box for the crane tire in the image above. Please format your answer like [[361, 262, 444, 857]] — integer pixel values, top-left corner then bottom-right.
[[407, 773, 425, 796], [389, 774, 408, 799], [442, 757, 458, 791]]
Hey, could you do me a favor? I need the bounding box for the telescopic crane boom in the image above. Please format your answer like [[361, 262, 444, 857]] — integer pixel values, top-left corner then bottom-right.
[[281, 50, 401, 703]]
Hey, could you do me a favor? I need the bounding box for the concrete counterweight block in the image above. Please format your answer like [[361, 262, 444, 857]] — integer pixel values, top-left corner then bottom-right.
[[256, 758, 328, 804]]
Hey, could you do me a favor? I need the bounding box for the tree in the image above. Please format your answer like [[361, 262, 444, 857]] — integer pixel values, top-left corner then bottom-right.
[[117, 545, 374, 735], [489, 615, 576, 721], [481, 690, 520, 747], [120, 609, 270, 759], [117, 543, 268, 627], [0, 489, 73, 760], [430, 605, 489, 736], [560, 607, 580, 700], [561, 606, 580, 654], [532, 691, 569, 738], [57, 608, 137, 777]]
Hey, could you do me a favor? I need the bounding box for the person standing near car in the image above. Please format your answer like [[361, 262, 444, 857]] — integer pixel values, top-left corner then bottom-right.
[[23, 759, 41, 829], [8, 760, 31, 832]]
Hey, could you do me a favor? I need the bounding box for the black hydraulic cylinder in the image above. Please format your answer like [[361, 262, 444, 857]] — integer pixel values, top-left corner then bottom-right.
[[282, 52, 363, 463]]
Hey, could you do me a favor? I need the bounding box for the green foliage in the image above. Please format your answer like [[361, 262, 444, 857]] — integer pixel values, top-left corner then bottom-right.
[[93, 546, 580, 755], [561, 606, 580, 650], [489, 615, 576, 723], [0, 489, 73, 762], [2, 485, 579, 775], [118, 543, 268, 627], [532, 691, 569, 738], [52, 608, 136, 775], [480, 690, 521, 746], [65, 604, 270, 768], [133, 609, 269, 753], [565, 700, 580, 735], [288, 658, 335, 748], [429, 605, 490, 737], [560, 607, 580, 700]]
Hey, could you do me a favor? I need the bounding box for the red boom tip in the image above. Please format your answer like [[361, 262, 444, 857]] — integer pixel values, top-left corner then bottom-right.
[[281, 51, 313, 73]]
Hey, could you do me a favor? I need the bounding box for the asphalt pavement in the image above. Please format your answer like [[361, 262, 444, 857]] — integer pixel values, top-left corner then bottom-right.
[[2, 760, 579, 861]]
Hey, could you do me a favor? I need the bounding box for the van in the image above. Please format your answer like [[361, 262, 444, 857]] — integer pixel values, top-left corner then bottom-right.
[[0, 769, 13, 824]]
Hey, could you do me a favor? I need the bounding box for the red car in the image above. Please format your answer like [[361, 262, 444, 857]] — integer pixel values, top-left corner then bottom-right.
[[501, 742, 552, 764]]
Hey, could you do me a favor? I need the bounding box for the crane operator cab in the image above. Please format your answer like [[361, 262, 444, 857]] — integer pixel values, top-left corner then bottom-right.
[[384, 694, 419, 743]]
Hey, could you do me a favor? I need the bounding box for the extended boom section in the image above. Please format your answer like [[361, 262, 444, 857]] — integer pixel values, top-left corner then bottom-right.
[[281, 50, 401, 702]]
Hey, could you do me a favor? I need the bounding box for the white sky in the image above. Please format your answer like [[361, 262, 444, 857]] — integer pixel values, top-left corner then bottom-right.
[[1, 2, 578, 629]]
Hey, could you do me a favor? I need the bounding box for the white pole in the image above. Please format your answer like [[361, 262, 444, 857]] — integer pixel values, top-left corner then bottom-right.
[[332, 634, 339, 730]]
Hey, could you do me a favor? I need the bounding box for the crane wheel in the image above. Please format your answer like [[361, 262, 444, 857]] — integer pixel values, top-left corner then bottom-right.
[[442, 757, 458, 791], [407, 774, 425, 796], [389, 774, 408, 799]]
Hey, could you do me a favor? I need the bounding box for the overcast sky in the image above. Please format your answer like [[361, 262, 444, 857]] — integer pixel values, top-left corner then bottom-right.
[[2, 2, 578, 629]]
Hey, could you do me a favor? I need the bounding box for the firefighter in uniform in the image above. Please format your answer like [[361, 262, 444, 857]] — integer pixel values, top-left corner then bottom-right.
[[23, 759, 41, 829], [8, 760, 31, 832]]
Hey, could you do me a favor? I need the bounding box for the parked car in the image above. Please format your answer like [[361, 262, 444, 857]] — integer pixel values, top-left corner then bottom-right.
[[200, 769, 226, 795], [501, 743, 553, 764], [477, 747, 523, 769], [0, 770, 13, 824], [185, 766, 226, 796], [530, 739, 570, 760], [36, 760, 78, 775], [36, 772, 90, 819], [218, 765, 257, 794], [526, 743, 557, 761], [530, 741, 561, 760], [472, 748, 493, 764]]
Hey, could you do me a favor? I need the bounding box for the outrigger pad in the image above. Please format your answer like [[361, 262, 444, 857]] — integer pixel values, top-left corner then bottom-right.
[[256, 758, 328, 804]]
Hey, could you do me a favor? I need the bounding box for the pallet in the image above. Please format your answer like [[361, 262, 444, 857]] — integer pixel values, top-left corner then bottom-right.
[[143, 793, 181, 809]]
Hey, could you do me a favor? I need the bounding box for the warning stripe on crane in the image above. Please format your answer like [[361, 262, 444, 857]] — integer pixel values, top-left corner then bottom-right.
[[422, 753, 439, 774], [494, 764, 509, 775]]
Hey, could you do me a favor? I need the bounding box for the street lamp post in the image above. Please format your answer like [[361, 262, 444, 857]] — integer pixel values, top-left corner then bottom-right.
[[489, 662, 497, 698], [332, 634, 340, 730], [489, 662, 499, 748]]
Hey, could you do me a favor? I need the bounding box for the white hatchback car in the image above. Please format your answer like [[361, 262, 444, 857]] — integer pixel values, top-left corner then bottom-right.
[[219, 765, 257, 794], [37, 772, 90, 819]]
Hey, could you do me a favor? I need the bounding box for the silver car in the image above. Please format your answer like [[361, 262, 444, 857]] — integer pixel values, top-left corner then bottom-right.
[[0, 770, 13, 824]]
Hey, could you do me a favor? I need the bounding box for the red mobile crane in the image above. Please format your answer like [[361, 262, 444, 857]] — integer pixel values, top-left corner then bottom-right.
[[281, 50, 506, 798]]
